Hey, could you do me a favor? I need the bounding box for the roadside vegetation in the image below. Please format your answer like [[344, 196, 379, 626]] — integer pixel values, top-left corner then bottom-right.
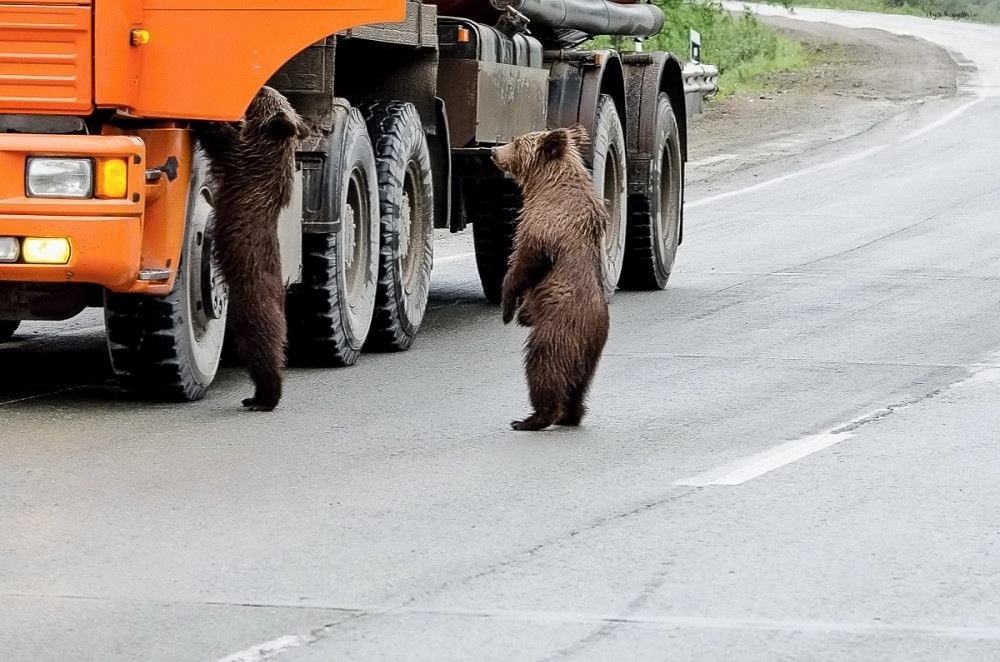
[[593, 0, 809, 97], [770, 0, 1000, 22]]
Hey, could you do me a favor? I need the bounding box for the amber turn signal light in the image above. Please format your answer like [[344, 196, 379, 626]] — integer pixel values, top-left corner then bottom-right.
[[96, 158, 129, 199]]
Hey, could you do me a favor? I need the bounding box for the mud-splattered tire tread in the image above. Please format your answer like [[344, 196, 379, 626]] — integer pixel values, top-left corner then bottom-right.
[[361, 101, 434, 352], [288, 231, 359, 366], [105, 285, 207, 402], [286, 105, 379, 368], [620, 93, 683, 291], [591, 94, 628, 301], [471, 179, 521, 304], [620, 195, 659, 289], [0, 320, 19, 343]]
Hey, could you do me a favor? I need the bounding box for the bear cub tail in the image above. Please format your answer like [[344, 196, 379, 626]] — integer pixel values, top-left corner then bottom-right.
[[491, 125, 611, 431], [196, 87, 309, 412]]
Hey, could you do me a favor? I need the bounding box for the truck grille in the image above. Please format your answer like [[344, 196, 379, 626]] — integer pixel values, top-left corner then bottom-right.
[[0, 4, 92, 114]]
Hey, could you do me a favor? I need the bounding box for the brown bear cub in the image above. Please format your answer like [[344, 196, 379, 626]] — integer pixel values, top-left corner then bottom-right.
[[196, 87, 308, 411], [491, 125, 611, 431]]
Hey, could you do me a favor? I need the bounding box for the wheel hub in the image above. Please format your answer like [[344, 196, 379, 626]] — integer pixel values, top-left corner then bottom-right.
[[187, 203, 211, 334], [343, 169, 371, 307], [343, 202, 356, 270], [658, 139, 678, 253], [199, 229, 227, 321], [399, 191, 412, 259], [603, 148, 623, 254]]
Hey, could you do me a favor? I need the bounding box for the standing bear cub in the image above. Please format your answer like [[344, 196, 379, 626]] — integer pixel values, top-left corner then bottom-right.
[[491, 126, 611, 431], [196, 87, 308, 411]]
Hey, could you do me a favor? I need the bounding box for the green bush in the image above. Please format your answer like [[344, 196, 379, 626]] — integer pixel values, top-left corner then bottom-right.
[[593, 0, 808, 96]]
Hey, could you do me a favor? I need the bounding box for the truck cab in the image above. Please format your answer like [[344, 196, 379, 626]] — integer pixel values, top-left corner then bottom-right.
[[0, 0, 689, 403]]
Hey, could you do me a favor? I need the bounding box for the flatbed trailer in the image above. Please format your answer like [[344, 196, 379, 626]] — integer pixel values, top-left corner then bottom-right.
[[0, 0, 689, 401]]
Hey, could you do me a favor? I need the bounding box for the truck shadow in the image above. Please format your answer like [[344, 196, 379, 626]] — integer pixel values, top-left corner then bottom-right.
[[0, 278, 498, 406], [0, 330, 116, 404]]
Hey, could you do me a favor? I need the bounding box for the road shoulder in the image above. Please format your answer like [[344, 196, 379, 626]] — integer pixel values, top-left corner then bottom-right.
[[688, 16, 960, 193]]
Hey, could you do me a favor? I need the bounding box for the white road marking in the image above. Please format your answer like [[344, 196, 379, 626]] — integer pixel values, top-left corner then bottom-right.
[[899, 98, 983, 140], [687, 97, 983, 210], [674, 429, 862, 487], [686, 144, 889, 209], [677, 359, 1000, 486], [215, 634, 315, 662], [434, 251, 475, 264]]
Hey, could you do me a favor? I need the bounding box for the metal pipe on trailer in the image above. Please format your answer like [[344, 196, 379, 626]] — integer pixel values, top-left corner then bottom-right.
[[489, 0, 665, 38]]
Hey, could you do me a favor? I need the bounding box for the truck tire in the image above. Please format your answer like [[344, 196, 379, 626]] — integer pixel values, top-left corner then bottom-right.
[[105, 149, 228, 402], [362, 101, 434, 352], [0, 320, 18, 342], [287, 107, 379, 367], [591, 94, 628, 301], [470, 178, 521, 304], [620, 93, 682, 290]]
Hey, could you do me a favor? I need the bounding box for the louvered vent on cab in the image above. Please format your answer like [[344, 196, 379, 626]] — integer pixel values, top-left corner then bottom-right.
[[0, 3, 92, 115]]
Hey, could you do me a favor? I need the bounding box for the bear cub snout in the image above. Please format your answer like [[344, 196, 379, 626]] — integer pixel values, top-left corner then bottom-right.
[[492, 125, 611, 431]]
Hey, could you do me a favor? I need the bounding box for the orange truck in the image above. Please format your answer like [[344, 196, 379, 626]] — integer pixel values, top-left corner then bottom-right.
[[0, 0, 689, 401]]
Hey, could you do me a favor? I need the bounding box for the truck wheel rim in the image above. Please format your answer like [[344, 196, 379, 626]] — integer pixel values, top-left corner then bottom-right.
[[189, 186, 214, 342], [196, 188, 227, 321], [186, 183, 227, 375], [601, 143, 626, 286], [658, 140, 677, 254], [344, 168, 370, 308], [400, 162, 423, 296]]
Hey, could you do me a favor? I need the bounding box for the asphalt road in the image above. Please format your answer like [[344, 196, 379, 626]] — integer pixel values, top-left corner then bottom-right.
[[5, 8, 1000, 661]]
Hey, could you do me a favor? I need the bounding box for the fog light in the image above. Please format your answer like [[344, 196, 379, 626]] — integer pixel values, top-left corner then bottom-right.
[[96, 158, 128, 199], [26, 157, 93, 199], [0, 237, 18, 262], [22, 237, 71, 265]]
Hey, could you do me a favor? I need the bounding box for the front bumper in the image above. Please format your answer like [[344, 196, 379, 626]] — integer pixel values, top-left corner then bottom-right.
[[0, 215, 142, 290], [0, 130, 190, 294]]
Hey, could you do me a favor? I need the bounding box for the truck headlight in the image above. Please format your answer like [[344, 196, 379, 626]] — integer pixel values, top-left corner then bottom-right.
[[26, 157, 94, 199], [22, 237, 71, 265], [0, 237, 18, 262]]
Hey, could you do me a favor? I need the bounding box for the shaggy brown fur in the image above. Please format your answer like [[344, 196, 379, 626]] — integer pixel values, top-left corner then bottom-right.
[[196, 87, 308, 411], [492, 125, 611, 431]]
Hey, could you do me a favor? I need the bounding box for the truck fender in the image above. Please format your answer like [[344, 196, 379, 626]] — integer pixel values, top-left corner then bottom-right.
[[546, 50, 627, 167], [429, 97, 453, 231], [622, 51, 688, 244]]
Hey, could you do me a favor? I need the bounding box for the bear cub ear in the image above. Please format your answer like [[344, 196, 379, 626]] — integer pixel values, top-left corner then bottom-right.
[[541, 128, 570, 160], [266, 112, 310, 141]]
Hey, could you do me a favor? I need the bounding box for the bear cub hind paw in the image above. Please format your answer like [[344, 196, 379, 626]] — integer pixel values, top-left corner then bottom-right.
[[511, 415, 554, 432], [242, 395, 279, 412], [557, 402, 587, 427]]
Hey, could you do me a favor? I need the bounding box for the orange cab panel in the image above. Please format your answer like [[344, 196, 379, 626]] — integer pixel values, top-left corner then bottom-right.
[[132, 127, 193, 294], [0, 3, 93, 115], [96, 1, 406, 121]]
